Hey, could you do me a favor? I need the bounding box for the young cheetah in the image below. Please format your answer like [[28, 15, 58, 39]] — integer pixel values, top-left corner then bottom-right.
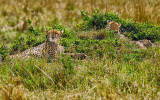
[[107, 21, 121, 34], [10, 29, 64, 60], [130, 39, 155, 49], [138, 39, 155, 48]]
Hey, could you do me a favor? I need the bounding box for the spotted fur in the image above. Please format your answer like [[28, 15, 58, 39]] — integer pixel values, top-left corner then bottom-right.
[[10, 29, 64, 60], [44, 29, 64, 60], [138, 39, 154, 48], [130, 39, 155, 49]]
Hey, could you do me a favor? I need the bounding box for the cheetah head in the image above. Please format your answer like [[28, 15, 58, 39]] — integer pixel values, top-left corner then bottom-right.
[[46, 29, 63, 43], [107, 21, 121, 31]]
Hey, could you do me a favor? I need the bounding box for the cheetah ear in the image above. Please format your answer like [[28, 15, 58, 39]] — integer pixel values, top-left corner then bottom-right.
[[119, 24, 121, 27]]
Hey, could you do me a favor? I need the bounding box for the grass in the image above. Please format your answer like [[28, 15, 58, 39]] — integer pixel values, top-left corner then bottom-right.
[[0, 0, 160, 99]]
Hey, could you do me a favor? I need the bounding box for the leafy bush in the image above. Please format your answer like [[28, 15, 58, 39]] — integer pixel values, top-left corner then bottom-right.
[[9, 19, 45, 55], [0, 45, 8, 60], [78, 9, 122, 30], [121, 20, 160, 41], [77, 9, 160, 41], [11, 37, 26, 54], [52, 24, 73, 38], [11, 36, 44, 55], [61, 33, 121, 58], [28, 19, 40, 36]]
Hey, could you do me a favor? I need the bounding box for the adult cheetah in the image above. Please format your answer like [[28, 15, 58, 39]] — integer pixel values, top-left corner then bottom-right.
[[10, 29, 64, 60], [10, 29, 87, 60]]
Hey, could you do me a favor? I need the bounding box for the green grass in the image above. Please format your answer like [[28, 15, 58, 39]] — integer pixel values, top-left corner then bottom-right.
[[0, 0, 160, 99], [1, 25, 160, 99], [0, 48, 160, 99]]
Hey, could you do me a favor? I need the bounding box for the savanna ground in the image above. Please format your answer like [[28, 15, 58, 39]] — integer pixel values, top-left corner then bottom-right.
[[0, 0, 160, 99]]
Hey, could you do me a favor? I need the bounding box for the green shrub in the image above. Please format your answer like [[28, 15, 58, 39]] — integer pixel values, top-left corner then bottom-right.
[[0, 45, 8, 60], [78, 9, 160, 41], [52, 24, 73, 38], [11, 36, 44, 55], [61, 35, 121, 58], [121, 20, 160, 41], [12, 37, 26, 52], [10, 19, 45, 55], [78, 9, 122, 30], [28, 19, 40, 36]]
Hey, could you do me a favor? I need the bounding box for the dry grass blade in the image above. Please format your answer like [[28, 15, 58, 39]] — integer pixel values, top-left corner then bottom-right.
[[35, 65, 55, 85]]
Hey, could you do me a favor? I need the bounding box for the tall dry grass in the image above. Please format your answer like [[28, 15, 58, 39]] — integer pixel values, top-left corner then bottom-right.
[[0, 0, 159, 29], [0, 0, 160, 45]]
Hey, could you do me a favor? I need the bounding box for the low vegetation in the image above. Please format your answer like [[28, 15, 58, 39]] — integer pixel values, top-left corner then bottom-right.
[[0, 0, 160, 99]]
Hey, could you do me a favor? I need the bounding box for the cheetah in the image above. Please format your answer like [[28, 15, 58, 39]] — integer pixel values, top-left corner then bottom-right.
[[130, 41, 147, 49], [44, 29, 64, 60], [138, 39, 155, 48], [107, 21, 121, 34], [107, 21, 128, 40], [10, 29, 64, 60], [9, 29, 87, 60], [106, 21, 156, 50], [130, 39, 155, 49]]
